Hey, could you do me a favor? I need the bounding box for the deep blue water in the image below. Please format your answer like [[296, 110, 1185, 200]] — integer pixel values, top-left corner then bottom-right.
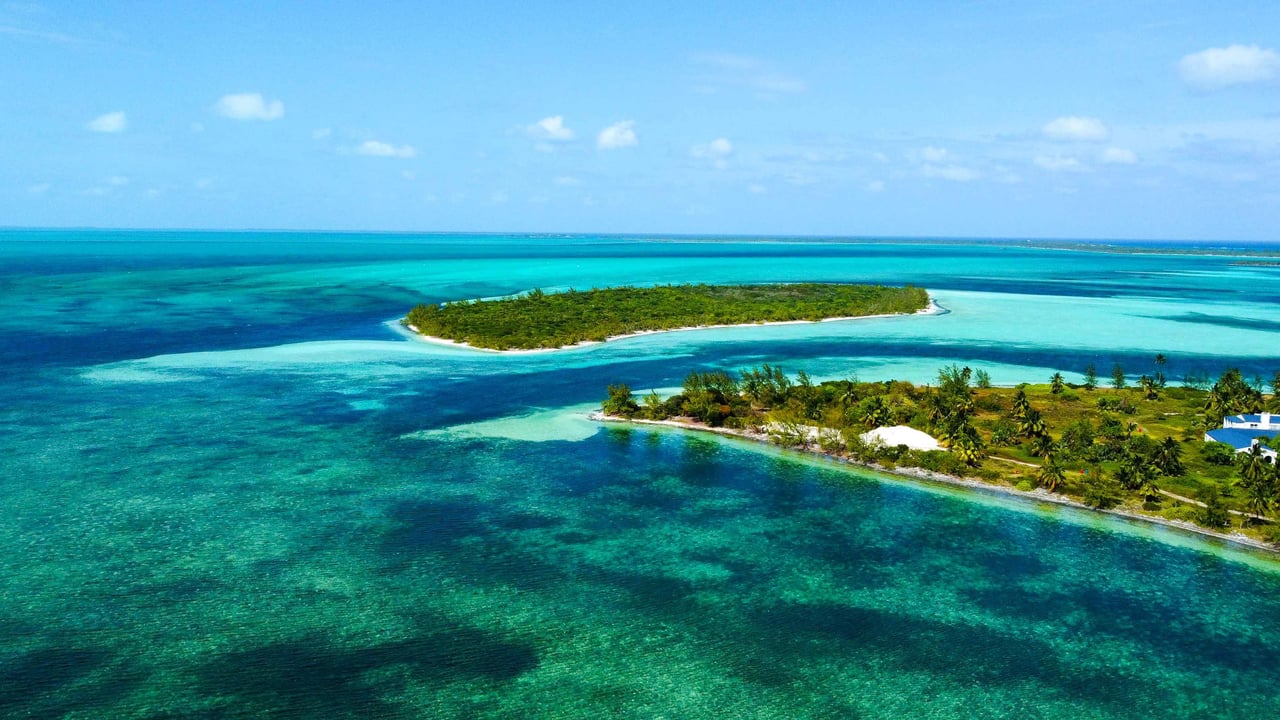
[[2, 230, 1279, 718]]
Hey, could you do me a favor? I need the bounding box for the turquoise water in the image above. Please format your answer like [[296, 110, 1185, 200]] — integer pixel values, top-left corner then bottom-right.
[[3, 230, 1280, 717]]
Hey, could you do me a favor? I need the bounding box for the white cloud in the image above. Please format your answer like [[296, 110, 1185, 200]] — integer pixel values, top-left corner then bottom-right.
[[920, 146, 949, 163], [401, 170, 417, 180], [87, 111, 126, 133], [1034, 155, 1086, 172], [693, 137, 733, 157], [922, 164, 979, 182], [190, 122, 205, 133], [597, 120, 637, 149], [28, 182, 50, 194], [1179, 45, 1280, 90], [356, 140, 416, 158], [214, 93, 284, 120], [1101, 147, 1138, 165], [691, 137, 733, 167], [528, 115, 574, 141], [553, 175, 580, 186], [747, 183, 767, 194], [1042, 116, 1108, 141], [312, 128, 331, 140], [866, 180, 885, 192], [107, 175, 129, 186]]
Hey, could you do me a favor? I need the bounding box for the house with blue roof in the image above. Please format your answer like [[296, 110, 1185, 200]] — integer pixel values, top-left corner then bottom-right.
[[1205, 412, 1279, 461]]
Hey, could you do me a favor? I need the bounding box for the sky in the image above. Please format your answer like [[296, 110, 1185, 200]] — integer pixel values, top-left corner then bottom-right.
[[2, 2, 1279, 241]]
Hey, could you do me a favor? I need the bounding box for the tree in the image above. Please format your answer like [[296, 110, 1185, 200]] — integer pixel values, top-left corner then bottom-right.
[[1138, 375, 1159, 400], [974, 369, 992, 389], [1197, 486, 1230, 529], [1060, 418, 1096, 458], [1083, 363, 1098, 391], [1154, 354, 1168, 388], [857, 395, 891, 429], [950, 430, 986, 467], [1030, 433, 1056, 459], [1082, 469, 1123, 509], [1236, 444, 1276, 518], [1204, 368, 1263, 428], [602, 384, 640, 417], [1111, 363, 1126, 390], [1153, 437, 1185, 476], [1037, 454, 1066, 492], [1117, 450, 1160, 499], [1018, 407, 1046, 440], [1050, 372, 1065, 395], [1011, 388, 1032, 422], [1201, 441, 1237, 466]]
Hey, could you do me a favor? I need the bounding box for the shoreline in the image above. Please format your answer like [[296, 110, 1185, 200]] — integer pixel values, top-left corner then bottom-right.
[[403, 300, 946, 355], [590, 412, 1278, 556]]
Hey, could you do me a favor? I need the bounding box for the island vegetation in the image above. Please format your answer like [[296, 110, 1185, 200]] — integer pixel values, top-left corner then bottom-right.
[[405, 283, 930, 350], [601, 362, 1280, 546]]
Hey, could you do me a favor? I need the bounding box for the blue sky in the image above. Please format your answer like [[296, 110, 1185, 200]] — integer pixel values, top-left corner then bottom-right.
[[2, 2, 1279, 240]]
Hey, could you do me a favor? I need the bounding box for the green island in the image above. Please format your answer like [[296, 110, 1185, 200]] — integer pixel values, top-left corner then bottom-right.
[[405, 283, 930, 350], [600, 363, 1280, 547]]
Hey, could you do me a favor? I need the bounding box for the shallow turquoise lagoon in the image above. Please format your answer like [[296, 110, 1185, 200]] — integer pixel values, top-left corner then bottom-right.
[[3, 231, 1280, 717]]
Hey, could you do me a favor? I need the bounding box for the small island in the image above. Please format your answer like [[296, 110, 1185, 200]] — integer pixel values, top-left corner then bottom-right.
[[405, 283, 931, 351], [598, 363, 1280, 549]]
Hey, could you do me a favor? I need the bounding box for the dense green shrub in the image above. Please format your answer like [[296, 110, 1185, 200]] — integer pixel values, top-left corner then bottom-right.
[[407, 283, 929, 350]]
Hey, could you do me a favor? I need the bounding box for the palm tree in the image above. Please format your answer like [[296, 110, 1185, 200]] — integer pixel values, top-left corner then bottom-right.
[[1138, 375, 1159, 400], [1030, 433, 1056, 459], [951, 431, 986, 466], [1012, 388, 1031, 421], [1018, 408, 1046, 440], [1118, 452, 1160, 499], [858, 395, 890, 429], [1050, 372, 1065, 395], [1153, 436, 1185, 476], [1235, 444, 1276, 519], [1154, 354, 1168, 388], [1037, 455, 1066, 492]]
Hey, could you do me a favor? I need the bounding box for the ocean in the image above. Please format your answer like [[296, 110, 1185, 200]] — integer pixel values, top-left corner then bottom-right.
[[2, 230, 1279, 718]]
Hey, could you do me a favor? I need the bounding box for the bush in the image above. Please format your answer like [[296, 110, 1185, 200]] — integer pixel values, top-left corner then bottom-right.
[[1201, 441, 1237, 466], [1082, 472, 1123, 509], [1258, 523, 1280, 544], [1015, 479, 1035, 492]]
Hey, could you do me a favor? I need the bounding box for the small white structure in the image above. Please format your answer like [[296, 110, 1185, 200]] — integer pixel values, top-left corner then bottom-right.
[[861, 425, 943, 452]]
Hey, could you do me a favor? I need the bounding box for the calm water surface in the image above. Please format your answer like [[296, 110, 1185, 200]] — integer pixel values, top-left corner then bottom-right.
[[2, 230, 1279, 718]]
